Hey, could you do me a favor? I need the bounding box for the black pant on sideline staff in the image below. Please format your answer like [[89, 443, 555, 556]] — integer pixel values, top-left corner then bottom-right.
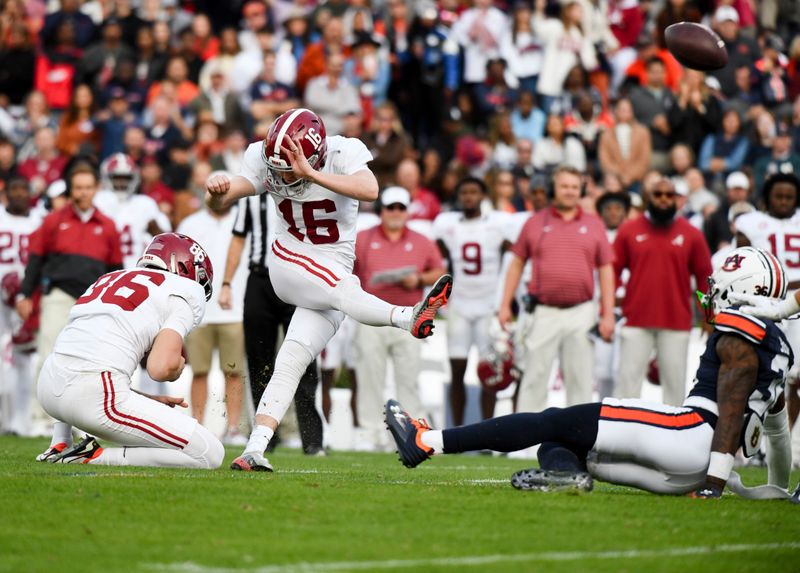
[[243, 267, 323, 453]]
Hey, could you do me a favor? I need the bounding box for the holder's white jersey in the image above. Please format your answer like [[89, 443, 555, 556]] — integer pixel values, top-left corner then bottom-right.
[[433, 211, 513, 316], [736, 210, 800, 283], [239, 135, 373, 266], [54, 269, 206, 378], [0, 210, 42, 279], [94, 191, 172, 269]]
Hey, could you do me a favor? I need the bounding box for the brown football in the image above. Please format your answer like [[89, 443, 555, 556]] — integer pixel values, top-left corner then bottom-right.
[[665, 22, 728, 71]]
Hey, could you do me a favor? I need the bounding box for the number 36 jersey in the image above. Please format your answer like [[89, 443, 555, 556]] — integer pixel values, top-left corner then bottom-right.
[[433, 211, 512, 317], [735, 211, 800, 284], [239, 136, 373, 267], [54, 269, 206, 378]]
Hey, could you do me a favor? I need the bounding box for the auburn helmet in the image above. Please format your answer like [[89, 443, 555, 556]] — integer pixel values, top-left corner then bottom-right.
[[262, 108, 327, 197], [136, 233, 214, 301], [100, 153, 140, 197], [701, 246, 787, 322]]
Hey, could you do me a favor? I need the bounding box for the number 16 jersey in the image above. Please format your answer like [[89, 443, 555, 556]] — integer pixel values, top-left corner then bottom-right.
[[54, 269, 207, 378], [239, 136, 373, 267]]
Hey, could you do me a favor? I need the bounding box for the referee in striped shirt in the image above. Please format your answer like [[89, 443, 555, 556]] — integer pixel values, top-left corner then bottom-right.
[[219, 193, 324, 454]]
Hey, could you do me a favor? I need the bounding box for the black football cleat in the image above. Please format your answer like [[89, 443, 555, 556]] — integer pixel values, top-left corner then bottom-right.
[[409, 274, 452, 339], [511, 468, 594, 492], [384, 399, 434, 468], [50, 436, 104, 464]]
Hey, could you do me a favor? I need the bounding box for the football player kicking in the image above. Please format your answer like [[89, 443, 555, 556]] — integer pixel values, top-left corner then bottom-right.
[[205, 108, 452, 472], [36, 233, 224, 469], [386, 246, 795, 499]]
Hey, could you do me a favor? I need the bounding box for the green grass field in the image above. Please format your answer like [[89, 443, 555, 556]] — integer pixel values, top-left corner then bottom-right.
[[1, 436, 799, 573]]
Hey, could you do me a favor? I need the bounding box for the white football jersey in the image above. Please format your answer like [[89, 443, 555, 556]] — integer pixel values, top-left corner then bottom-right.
[[735, 210, 800, 283], [0, 210, 42, 280], [94, 191, 172, 269], [433, 211, 514, 316], [54, 269, 206, 378], [239, 136, 373, 265]]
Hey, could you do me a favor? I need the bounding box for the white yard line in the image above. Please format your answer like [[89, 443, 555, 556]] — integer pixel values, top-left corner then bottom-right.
[[145, 542, 800, 573]]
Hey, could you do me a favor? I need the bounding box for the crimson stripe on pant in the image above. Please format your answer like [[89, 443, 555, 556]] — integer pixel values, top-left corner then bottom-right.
[[271, 243, 338, 288], [273, 240, 341, 282], [101, 372, 187, 449]]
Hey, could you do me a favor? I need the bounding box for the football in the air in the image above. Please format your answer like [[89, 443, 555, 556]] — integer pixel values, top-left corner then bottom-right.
[[664, 22, 728, 71]]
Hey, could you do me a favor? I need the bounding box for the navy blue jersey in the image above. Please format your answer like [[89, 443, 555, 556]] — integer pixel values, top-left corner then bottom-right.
[[686, 308, 794, 420]]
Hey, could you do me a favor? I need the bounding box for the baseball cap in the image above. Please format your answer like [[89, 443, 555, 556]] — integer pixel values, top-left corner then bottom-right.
[[714, 6, 740, 24], [380, 186, 410, 207], [725, 171, 749, 189], [673, 179, 689, 197], [46, 179, 67, 199]]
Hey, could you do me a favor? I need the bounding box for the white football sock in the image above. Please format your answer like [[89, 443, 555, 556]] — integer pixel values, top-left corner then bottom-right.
[[390, 306, 413, 330], [244, 425, 275, 455], [333, 275, 396, 326], [51, 422, 73, 447], [421, 429, 444, 454]]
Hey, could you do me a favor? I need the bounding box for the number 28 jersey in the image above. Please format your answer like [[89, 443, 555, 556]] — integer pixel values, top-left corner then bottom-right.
[[54, 269, 206, 378], [735, 211, 800, 284], [239, 136, 373, 266], [433, 211, 512, 317]]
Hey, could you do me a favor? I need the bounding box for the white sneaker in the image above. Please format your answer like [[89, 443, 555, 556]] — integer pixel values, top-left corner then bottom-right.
[[222, 429, 248, 446], [230, 452, 273, 472]]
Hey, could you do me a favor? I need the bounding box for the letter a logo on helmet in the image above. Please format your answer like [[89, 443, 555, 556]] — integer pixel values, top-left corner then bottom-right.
[[136, 233, 214, 301], [263, 108, 327, 198]]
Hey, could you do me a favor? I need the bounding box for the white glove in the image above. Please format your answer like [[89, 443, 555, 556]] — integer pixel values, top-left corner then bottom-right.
[[727, 292, 800, 321]]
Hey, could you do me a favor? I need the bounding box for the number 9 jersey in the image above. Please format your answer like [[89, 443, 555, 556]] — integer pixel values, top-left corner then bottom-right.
[[239, 135, 373, 267], [53, 269, 207, 378]]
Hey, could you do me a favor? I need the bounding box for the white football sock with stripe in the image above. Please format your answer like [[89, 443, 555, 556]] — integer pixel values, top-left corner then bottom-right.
[[51, 421, 73, 447]]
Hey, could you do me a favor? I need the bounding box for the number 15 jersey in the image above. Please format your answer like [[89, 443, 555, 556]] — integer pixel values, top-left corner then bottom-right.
[[239, 136, 373, 267], [54, 269, 207, 378], [735, 210, 800, 284]]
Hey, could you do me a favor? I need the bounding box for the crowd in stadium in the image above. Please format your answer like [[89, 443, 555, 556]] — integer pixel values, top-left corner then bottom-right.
[[0, 0, 799, 459]]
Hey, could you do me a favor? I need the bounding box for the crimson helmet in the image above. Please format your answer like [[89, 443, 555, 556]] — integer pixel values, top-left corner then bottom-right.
[[101, 153, 140, 197], [262, 108, 327, 197], [1, 271, 20, 307], [136, 233, 214, 301]]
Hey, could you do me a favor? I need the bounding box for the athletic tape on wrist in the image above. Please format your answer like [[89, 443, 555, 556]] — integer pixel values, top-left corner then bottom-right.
[[707, 451, 735, 482]]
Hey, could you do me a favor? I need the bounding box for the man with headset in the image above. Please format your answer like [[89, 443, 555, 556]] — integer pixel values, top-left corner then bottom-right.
[[498, 164, 615, 416]]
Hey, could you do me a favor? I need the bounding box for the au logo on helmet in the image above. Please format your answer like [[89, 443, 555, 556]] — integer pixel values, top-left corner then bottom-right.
[[721, 253, 746, 271]]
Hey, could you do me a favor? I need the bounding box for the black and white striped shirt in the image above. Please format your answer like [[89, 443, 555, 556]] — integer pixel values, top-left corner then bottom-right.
[[232, 194, 274, 268]]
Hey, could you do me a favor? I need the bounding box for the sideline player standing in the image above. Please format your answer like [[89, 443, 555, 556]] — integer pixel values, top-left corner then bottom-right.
[[433, 177, 511, 424], [387, 247, 794, 499], [205, 108, 452, 471], [36, 233, 224, 469]]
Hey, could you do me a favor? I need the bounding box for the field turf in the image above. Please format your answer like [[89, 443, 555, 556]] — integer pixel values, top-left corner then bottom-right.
[[1, 436, 799, 573]]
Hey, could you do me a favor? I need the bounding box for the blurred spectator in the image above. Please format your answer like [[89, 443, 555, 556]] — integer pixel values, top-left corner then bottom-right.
[[199, 27, 241, 93], [280, 8, 314, 65], [133, 25, 167, 86], [533, 114, 587, 174], [0, 137, 17, 189], [607, 0, 645, 92], [11, 92, 57, 157], [122, 124, 147, 164], [109, 0, 145, 49], [395, 158, 441, 222], [40, 0, 97, 50], [178, 197, 247, 445], [488, 111, 517, 170], [501, 1, 542, 94], [55, 84, 98, 157], [296, 16, 348, 95], [668, 69, 722, 154], [683, 167, 719, 221], [474, 58, 518, 122], [0, 21, 35, 106], [175, 27, 205, 85], [789, 38, 800, 103], [598, 97, 651, 191], [489, 168, 517, 213], [628, 57, 675, 171], [230, 28, 282, 97], [76, 17, 135, 92], [304, 51, 361, 136], [613, 177, 712, 406], [499, 165, 615, 414], [344, 32, 390, 127], [703, 170, 751, 252], [188, 63, 246, 134], [654, 0, 701, 50], [17, 162, 121, 381], [753, 122, 800, 195], [248, 49, 299, 126], [565, 90, 614, 176], [139, 156, 175, 222], [725, 65, 764, 125], [510, 90, 546, 144], [237, 0, 274, 54], [35, 19, 83, 111], [210, 130, 248, 176], [146, 56, 200, 109], [756, 34, 790, 115], [146, 96, 184, 167], [698, 108, 749, 184], [708, 6, 761, 98], [623, 33, 683, 93], [192, 117, 224, 163], [103, 56, 147, 115], [94, 88, 135, 160], [190, 13, 220, 62], [17, 127, 66, 198], [747, 109, 777, 166], [451, 0, 507, 88], [533, 0, 597, 114], [352, 187, 445, 450], [362, 101, 411, 189]]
